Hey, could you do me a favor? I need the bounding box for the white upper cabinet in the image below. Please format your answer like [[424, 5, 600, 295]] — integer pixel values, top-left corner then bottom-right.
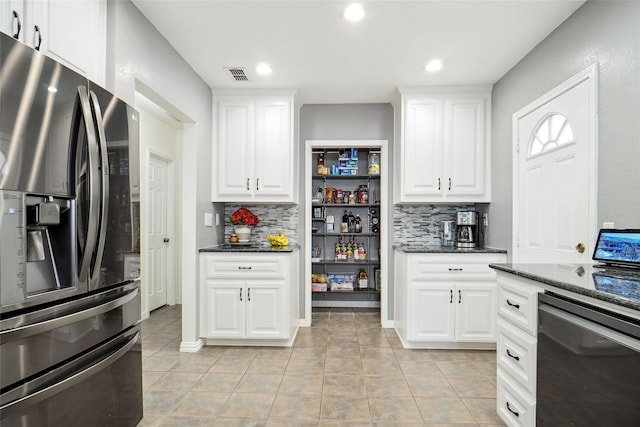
[[1, 0, 106, 85], [395, 87, 491, 203], [213, 92, 296, 203]]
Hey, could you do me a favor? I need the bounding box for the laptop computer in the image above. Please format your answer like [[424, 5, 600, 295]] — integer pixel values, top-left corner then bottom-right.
[[592, 229, 640, 269]]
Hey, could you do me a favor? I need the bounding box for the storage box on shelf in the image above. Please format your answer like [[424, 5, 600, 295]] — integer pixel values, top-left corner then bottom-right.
[[394, 251, 506, 349], [311, 148, 381, 306]]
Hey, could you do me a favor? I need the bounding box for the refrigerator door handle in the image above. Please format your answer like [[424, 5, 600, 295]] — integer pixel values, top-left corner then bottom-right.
[[88, 91, 109, 287], [76, 87, 101, 284], [0, 331, 139, 416], [1, 287, 138, 341]]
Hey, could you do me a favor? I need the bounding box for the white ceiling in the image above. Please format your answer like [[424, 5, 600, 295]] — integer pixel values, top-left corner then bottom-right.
[[132, 0, 585, 104]]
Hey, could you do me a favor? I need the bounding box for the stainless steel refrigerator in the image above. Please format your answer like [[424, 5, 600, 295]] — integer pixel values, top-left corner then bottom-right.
[[0, 32, 142, 425]]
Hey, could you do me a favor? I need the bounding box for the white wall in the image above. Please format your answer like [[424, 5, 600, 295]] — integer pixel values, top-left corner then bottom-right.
[[106, 0, 219, 348], [488, 1, 640, 255]]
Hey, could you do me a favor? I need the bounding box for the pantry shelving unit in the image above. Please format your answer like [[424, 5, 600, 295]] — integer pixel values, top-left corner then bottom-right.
[[309, 147, 382, 308]]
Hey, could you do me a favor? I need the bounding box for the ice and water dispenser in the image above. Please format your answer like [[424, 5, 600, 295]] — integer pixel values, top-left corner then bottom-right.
[[0, 190, 76, 309]]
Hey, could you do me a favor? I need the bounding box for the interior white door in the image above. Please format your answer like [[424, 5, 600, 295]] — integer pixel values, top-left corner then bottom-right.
[[513, 65, 597, 263], [148, 154, 170, 311]]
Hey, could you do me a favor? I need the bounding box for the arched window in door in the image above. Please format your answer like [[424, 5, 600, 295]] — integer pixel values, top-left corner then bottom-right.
[[528, 113, 574, 157]]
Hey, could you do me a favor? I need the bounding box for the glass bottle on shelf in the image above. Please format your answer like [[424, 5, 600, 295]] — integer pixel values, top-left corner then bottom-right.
[[348, 211, 355, 233], [317, 153, 325, 175], [341, 210, 349, 233], [354, 215, 362, 233]]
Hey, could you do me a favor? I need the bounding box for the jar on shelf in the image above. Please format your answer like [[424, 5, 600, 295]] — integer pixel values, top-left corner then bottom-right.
[[368, 152, 380, 175]]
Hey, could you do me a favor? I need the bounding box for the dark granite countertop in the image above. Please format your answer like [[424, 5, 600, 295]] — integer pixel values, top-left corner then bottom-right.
[[490, 263, 640, 312], [200, 243, 300, 253], [395, 244, 507, 254]]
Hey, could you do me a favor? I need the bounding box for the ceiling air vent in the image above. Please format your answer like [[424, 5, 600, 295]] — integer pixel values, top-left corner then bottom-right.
[[225, 67, 250, 82]]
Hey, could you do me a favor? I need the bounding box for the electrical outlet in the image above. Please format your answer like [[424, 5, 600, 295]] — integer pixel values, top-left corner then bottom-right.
[[482, 213, 489, 227], [602, 222, 615, 229]]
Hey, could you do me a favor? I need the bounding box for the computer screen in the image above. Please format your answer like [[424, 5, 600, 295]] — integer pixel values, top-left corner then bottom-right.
[[592, 229, 640, 268]]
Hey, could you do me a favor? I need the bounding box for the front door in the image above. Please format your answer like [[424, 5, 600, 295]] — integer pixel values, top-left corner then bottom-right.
[[148, 153, 170, 311], [513, 65, 598, 263]]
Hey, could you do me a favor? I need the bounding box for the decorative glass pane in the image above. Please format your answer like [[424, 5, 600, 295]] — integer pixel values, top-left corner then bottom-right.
[[527, 113, 574, 158]]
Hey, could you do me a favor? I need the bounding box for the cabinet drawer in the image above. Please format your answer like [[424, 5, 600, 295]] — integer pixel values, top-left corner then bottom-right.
[[497, 318, 537, 395], [497, 276, 541, 335], [202, 255, 286, 279], [497, 369, 536, 427], [409, 257, 501, 281]]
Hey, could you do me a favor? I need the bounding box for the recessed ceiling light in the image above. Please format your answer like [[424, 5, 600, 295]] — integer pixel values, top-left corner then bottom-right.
[[344, 3, 365, 22], [425, 59, 443, 73], [255, 63, 272, 75], [47, 86, 58, 93]]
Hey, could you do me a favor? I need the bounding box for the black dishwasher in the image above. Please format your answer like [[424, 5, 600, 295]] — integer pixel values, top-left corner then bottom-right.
[[537, 292, 640, 426]]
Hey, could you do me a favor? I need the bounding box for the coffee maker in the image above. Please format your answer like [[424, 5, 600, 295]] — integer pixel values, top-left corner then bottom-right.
[[456, 211, 479, 248]]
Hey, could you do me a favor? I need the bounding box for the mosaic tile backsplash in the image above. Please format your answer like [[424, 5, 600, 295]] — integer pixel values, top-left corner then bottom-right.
[[393, 204, 475, 246], [225, 205, 299, 245]]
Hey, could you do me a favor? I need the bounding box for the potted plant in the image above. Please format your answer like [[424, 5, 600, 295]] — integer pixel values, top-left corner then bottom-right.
[[230, 207, 259, 242]]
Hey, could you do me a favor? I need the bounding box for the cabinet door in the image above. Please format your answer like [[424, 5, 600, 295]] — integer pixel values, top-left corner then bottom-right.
[[245, 280, 288, 339], [409, 282, 455, 341], [254, 98, 293, 201], [455, 283, 496, 341], [215, 100, 254, 198], [0, 0, 25, 40], [206, 281, 245, 338], [443, 97, 487, 199], [30, 0, 106, 84], [400, 98, 443, 200]]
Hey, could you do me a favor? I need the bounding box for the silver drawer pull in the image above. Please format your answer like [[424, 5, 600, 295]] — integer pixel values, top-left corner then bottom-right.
[[238, 266, 252, 270], [240, 288, 243, 301], [506, 349, 520, 361], [448, 268, 463, 271], [506, 299, 520, 309], [506, 401, 520, 417]]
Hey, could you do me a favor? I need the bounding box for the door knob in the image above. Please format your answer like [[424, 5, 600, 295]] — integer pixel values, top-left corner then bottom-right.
[[163, 237, 170, 243], [575, 242, 585, 253]]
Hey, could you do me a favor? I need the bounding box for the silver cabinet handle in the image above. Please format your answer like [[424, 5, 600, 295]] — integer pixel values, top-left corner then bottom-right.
[[238, 266, 252, 270], [33, 24, 42, 50], [448, 268, 463, 271], [246, 178, 250, 191], [458, 289, 461, 303], [450, 289, 453, 303], [448, 177, 452, 191], [506, 299, 520, 309], [438, 178, 441, 190], [506, 402, 520, 417], [239, 287, 243, 301], [506, 349, 520, 361], [12, 10, 22, 39], [256, 178, 259, 191], [248, 288, 251, 301]]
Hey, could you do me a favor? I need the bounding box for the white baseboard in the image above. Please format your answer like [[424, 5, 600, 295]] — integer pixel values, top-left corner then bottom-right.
[[179, 339, 203, 353]]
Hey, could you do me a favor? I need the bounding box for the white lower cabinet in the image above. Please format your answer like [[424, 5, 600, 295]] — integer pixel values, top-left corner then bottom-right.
[[495, 271, 543, 427], [200, 252, 298, 346], [409, 282, 496, 342], [395, 251, 506, 349]]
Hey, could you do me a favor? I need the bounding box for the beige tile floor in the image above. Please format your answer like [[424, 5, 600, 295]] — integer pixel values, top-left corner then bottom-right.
[[138, 305, 505, 427]]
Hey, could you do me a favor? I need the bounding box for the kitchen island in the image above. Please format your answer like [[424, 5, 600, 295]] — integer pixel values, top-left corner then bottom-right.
[[490, 263, 640, 427]]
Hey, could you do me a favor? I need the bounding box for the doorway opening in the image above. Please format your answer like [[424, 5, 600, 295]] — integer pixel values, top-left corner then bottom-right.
[[135, 91, 183, 318], [304, 140, 390, 328]]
